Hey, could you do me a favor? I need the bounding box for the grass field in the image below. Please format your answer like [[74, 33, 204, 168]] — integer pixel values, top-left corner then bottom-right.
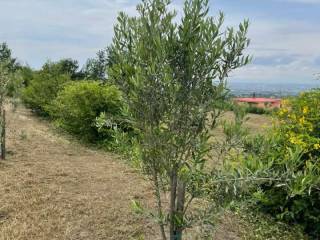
[[0, 104, 306, 240]]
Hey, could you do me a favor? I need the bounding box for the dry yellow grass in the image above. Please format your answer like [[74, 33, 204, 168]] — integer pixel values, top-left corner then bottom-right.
[[0, 104, 157, 240], [0, 104, 273, 240], [214, 111, 272, 137]]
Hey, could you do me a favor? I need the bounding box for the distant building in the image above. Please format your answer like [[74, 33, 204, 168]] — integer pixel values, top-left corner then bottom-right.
[[234, 97, 281, 109]]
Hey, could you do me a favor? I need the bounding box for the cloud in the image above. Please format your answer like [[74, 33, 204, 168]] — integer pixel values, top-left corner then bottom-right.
[[253, 54, 301, 66], [226, 16, 320, 83], [0, 0, 319, 85], [276, 0, 320, 3], [0, 0, 138, 68], [313, 56, 320, 66], [232, 60, 319, 82]]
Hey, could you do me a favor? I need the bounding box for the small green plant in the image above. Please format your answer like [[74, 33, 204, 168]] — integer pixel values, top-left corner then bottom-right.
[[19, 130, 27, 140], [228, 201, 306, 240]]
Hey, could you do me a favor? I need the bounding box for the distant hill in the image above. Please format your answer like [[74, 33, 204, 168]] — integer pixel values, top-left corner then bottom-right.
[[228, 81, 320, 97]]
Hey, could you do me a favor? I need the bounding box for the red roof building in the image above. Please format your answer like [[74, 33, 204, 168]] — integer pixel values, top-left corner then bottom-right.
[[234, 97, 282, 109]]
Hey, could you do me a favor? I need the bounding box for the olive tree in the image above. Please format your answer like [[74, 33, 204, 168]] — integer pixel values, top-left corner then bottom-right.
[[0, 62, 9, 159], [108, 0, 250, 239]]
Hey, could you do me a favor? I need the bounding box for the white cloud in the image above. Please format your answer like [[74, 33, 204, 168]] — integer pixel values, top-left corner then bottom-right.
[[0, 0, 319, 85], [276, 0, 320, 3], [232, 60, 319, 82], [224, 17, 320, 83], [0, 0, 138, 68]]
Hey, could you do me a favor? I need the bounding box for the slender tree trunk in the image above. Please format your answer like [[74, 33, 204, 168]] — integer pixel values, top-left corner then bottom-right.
[[169, 171, 178, 240], [153, 172, 167, 240], [1, 109, 5, 160], [173, 180, 186, 240]]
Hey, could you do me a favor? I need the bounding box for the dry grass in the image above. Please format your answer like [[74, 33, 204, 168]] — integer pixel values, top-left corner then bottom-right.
[[0, 104, 281, 240], [0, 104, 157, 240], [207, 111, 272, 166], [213, 111, 272, 138]]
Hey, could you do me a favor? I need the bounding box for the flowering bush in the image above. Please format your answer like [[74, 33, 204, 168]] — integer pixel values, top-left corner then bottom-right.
[[278, 92, 320, 153], [237, 89, 320, 238]]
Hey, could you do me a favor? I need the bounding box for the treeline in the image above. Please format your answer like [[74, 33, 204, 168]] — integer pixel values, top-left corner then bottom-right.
[[0, 44, 130, 147]]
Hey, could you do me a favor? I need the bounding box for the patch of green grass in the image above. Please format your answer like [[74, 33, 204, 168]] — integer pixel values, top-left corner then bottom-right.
[[229, 201, 307, 240]]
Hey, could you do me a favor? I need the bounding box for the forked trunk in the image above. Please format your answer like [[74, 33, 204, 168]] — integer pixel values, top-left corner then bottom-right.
[[170, 172, 186, 240]]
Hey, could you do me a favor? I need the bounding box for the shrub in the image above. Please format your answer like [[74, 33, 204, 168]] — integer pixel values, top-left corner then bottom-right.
[[6, 66, 33, 98], [245, 105, 271, 115], [48, 81, 124, 142], [109, 0, 250, 238], [21, 63, 71, 114], [237, 89, 320, 238], [226, 101, 272, 115]]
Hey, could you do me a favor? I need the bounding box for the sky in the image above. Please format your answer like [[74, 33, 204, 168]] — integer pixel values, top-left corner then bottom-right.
[[0, 0, 320, 84]]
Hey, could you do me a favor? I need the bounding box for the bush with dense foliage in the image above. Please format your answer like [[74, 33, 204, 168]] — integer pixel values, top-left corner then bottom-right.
[[109, 0, 250, 239], [245, 105, 272, 115], [6, 66, 33, 98], [235, 89, 320, 238], [48, 81, 124, 142], [21, 62, 71, 114], [225, 101, 272, 115]]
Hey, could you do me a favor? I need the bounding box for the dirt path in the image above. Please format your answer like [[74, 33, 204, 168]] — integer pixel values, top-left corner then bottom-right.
[[0, 104, 156, 240]]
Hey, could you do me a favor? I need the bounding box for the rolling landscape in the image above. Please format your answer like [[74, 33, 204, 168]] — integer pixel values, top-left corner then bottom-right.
[[0, 0, 319, 239]]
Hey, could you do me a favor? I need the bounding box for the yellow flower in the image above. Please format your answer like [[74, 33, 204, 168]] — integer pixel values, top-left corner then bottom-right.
[[299, 116, 305, 125], [303, 106, 309, 114], [289, 135, 306, 148], [278, 108, 288, 117], [282, 99, 289, 105], [289, 136, 298, 144], [314, 144, 320, 150]]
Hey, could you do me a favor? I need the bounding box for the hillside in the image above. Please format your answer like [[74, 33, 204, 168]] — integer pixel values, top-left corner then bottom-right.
[[0, 104, 156, 240], [0, 104, 305, 240]]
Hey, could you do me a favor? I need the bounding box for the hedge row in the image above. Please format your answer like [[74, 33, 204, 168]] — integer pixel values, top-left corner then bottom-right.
[[21, 64, 126, 144]]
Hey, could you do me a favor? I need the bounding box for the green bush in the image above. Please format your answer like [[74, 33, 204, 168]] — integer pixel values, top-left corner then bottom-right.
[[235, 89, 320, 238], [48, 81, 124, 142], [6, 66, 34, 98], [21, 63, 71, 114], [226, 101, 272, 115], [245, 105, 271, 115]]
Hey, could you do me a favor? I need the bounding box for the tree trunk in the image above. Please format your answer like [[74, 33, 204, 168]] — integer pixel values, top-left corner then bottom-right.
[[1, 109, 5, 160], [153, 172, 167, 240], [169, 171, 177, 240], [173, 180, 186, 240]]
